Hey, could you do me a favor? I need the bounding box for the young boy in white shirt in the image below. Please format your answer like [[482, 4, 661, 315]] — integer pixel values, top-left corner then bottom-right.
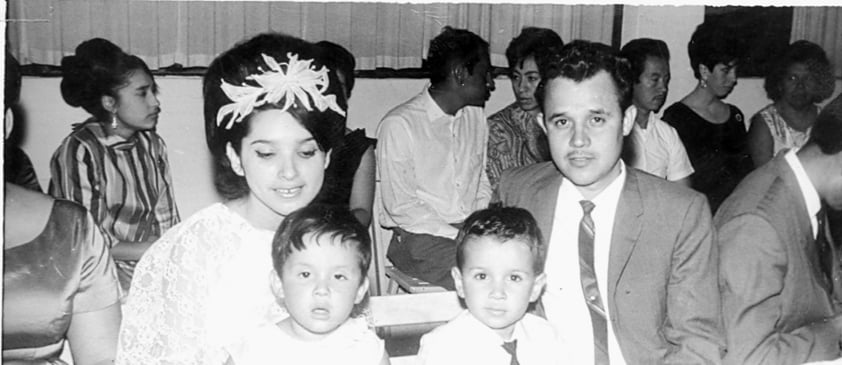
[[417, 206, 563, 365]]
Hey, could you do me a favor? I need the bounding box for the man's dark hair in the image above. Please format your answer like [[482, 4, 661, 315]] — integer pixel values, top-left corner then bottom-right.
[[505, 27, 564, 71], [535, 40, 634, 112], [456, 205, 545, 274], [425, 26, 490, 85], [619, 38, 670, 83]]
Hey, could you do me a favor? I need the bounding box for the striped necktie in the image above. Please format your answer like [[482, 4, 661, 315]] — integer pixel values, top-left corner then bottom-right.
[[579, 200, 609, 365]]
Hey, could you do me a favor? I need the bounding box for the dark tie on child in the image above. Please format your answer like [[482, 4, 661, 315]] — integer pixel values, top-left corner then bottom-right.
[[501, 340, 519, 365], [579, 200, 610, 365]]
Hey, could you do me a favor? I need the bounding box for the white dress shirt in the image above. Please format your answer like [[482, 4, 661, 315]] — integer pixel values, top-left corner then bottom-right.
[[417, 310, 565, 365], [542, 163, 628, 365], [784, 148, 822, 237], [376, 86, 492, 239], [627, 113, 694, 181]]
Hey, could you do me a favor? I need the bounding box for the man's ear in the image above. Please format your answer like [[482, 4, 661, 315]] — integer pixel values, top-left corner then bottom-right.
[[451, 266, 466, 298], [537, 112, 547, 133], [101, 95, 117, 114], [355, 277, 370, 304], [226, 142, 245, 176], [529, 272, 547, 302], [324, 149, 332, 169], [622, 104, 637, 137], [451, 65, 467, 86]]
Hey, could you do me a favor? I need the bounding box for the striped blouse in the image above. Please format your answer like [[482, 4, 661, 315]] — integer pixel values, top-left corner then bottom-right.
[[49, 120, 180, 290]]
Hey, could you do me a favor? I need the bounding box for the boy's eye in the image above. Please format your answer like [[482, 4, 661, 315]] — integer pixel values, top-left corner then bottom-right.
[[298, 272, 310, 279], [334, 273, 347, 280], [509, 274, 523, 282], [473, 273, 487, 280]]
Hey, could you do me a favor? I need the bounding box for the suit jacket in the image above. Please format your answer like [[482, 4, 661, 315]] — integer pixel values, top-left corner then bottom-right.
[[714, 153, 842, 365], [496, 161, 725, 364]]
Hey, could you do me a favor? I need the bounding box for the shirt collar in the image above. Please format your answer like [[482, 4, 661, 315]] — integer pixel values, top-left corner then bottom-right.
[[423, 85, 463, 121], [83, 120, 139, 150], [784, 148, 821, 229], [561, 161, 627, 208]]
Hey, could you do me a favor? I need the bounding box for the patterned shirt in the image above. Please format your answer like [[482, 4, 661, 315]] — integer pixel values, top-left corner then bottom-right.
[[486, 102, 550, 191], [49, 120, 180, 290]]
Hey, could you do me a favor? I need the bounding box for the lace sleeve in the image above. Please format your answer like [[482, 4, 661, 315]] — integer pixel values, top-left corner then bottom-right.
[[116, 216, 232, 365]]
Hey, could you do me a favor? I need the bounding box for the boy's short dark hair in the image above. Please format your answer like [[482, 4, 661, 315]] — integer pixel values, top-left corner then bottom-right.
[[535, 40, 634, 113], [425, 26, 490, 85], [271, 204, 372, 282], [456, 205, 545, 274]]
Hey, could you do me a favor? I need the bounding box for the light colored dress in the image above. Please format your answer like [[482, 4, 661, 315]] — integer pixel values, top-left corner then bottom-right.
[[753, 104, 815, 155], [227, 316, 385, 365], [116, 203, 287, 365]]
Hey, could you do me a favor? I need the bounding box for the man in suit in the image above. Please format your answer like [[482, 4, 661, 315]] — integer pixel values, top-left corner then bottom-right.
[[496, 40, 724, 364], [715, 94, 842, 365]]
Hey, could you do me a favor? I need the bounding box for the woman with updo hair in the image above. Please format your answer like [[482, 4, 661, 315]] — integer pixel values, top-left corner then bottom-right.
[[747, 40, 835, 167], [662, 22, 754, 212], [117, 33, 345, 364], [49, 38, 180, 292]]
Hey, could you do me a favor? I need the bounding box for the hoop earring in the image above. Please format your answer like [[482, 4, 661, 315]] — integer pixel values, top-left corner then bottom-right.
[[111, 113, 119, 129]]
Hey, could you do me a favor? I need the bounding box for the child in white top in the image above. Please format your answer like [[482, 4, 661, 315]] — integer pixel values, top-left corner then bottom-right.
[[417, 206, 564, 365], [226, 205, 389, 365]]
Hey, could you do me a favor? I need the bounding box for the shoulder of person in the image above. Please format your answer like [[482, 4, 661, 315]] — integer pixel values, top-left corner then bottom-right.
[[629, 168, 706, 208]]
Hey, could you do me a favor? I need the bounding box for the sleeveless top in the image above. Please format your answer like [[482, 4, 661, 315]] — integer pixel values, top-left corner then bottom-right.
[[753, 104, 814, 156]]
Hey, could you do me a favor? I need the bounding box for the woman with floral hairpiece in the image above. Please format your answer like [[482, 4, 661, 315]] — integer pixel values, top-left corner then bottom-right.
[[116, 33, 346, 364]]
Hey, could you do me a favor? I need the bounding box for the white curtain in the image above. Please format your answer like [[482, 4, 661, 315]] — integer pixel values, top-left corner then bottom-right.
[[791, 6, 842, 77], [7, 0, 615, 70]]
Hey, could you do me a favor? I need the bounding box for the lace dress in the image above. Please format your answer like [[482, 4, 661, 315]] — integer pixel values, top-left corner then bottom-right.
[[752, 103, 814, 156], [116, 203, 287, 365]]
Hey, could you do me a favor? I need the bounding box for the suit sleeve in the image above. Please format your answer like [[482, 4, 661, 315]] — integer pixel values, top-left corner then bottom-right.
[[663, 194, 727, 364], [376, 115, 460, 239], [719, 214, 842, 365]]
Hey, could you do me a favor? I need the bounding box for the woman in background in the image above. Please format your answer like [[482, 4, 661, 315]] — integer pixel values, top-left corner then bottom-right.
[[485, 27, 563, 191], [747, 40, 835, 167], [4, 52, 122, 365], [662, 22, 753, 212], [50, 38, 180, 292], [313, 40, 376, 227], [117, 33, 345, 364]]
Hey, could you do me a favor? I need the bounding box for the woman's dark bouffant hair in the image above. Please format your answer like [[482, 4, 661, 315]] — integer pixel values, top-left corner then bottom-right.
[[203, 33, 346, 200], [505, 27, 564, 71], [60, 38, 154, 121], [763, 40, 834, 103], [688, 22, 743, 80]]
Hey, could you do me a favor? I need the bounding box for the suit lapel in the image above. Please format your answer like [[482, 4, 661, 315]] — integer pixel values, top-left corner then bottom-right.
[[608, 170, 644, 300], [533, 168, 564, 245]]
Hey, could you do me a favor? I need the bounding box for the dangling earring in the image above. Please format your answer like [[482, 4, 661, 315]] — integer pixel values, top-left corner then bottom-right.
[[111, 113, 119, 129], [700, 79, 708, 89]]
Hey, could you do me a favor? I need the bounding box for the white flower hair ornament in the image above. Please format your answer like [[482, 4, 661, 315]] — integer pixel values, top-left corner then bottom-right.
[[216, 52, 346, 129]]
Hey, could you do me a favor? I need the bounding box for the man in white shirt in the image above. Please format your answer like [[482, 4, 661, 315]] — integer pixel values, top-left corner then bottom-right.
[[496, 40, 724, 364], [376, 26, 495, 290], [619, 38, 693, 185], [715, 95, 842, 364]]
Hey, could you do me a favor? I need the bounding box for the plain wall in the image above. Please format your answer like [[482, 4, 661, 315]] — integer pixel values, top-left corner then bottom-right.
[[15, 5, 842, 217]]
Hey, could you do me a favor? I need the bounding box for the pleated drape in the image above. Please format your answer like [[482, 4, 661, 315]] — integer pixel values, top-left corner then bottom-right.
[[7, 1, 615, 70]]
